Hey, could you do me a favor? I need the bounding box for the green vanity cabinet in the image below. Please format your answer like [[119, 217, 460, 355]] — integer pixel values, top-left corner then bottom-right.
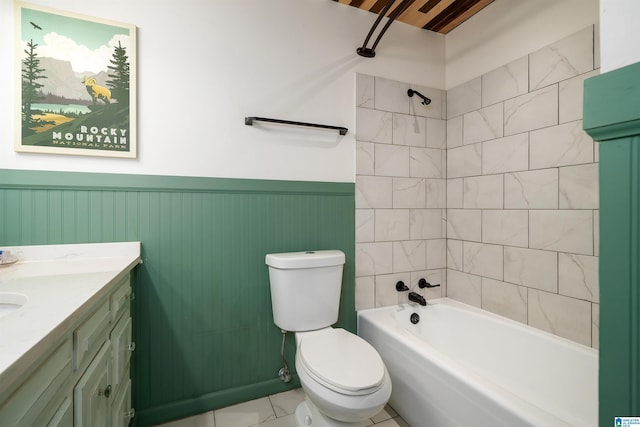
[[73, 276, 135, 427], [0, 273, 135, 427]]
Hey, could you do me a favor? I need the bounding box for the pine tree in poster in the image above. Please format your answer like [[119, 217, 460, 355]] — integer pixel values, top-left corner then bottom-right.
[[21, 39, 53, 135], [106, 41, 130, 107]]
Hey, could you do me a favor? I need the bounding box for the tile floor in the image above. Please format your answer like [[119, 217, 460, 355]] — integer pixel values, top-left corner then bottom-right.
[[153, 388, 409, 427]]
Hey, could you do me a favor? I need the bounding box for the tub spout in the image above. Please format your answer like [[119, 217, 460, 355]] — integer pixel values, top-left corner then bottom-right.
[[408, 292, 427, 306]]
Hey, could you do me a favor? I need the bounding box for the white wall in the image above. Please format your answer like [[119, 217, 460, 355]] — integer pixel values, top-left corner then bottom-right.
[[445, 0, 599, 89], [600, 0, 640, 72], [0, 0, 445, 182]]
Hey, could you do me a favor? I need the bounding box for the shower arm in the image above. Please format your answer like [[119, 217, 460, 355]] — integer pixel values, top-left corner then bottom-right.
[[408, 89, 432, 106]]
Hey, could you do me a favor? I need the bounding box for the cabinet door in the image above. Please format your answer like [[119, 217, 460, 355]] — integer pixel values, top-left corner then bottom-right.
[[111, 378, 133, 427], [46, 396, 73, 427], [74, 341, 111, 427], [110, 310, 132, 388]]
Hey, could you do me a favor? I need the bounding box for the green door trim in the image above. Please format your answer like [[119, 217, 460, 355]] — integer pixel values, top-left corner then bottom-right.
[[583, 61, 640, 425], [584, 62, 640, 142]]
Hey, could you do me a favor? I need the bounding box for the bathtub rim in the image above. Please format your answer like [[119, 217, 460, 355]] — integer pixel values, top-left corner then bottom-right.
[[358, 297, 598, 356]]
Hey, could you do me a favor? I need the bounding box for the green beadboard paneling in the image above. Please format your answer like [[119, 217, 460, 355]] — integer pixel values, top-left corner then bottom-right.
[[0, 169, 355, 427], [583, 62, 640, 424]]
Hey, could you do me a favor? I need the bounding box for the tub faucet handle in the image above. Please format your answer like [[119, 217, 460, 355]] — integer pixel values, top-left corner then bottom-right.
[[396, 281, 409, 292], [418, 278, 440, 289]]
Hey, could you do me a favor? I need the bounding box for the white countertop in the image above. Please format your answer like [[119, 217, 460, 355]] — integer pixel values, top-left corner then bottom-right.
[[0, 242, 141, 397]]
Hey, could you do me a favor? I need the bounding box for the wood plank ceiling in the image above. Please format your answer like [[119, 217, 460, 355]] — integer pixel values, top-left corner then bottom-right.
[[336, 0, 494, 34]]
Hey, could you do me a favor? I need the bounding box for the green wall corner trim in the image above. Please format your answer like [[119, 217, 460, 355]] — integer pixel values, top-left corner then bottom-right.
[[0, 168, 354, 195], [583, 61, 640, 142], [584, 61, 640, 424]]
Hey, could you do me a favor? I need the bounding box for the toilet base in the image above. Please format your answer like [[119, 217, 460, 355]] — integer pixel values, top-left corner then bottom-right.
[[295, 400, 369, 427]]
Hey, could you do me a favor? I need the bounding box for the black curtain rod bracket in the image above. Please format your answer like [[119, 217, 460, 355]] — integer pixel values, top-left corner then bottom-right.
[[245, 117, 348, 136], [357, 0, 413, 58]]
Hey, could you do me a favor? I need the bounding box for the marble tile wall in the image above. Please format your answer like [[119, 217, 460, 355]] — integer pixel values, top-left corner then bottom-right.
[[446, 25, 599, 348], [354, 25, 599, 349], [355, 74, 447, 310]]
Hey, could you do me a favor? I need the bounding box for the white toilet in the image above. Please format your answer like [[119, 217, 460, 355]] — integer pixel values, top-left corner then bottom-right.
[[265, 250, 392, 427]]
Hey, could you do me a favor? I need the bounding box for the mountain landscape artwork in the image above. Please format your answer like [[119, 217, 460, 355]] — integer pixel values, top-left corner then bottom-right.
[[16, 2, 137, 158]]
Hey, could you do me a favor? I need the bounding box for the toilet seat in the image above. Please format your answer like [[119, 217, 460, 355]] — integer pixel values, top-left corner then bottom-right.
[[298, 328, 385, 396]]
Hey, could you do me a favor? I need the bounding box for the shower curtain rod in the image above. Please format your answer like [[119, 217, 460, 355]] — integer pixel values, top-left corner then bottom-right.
[[357, 0, 414, 58], [245, 116, 348, 136]]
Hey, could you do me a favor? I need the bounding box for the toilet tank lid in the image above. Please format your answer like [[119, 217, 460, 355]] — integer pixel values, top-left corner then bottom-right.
[[265, 250, 345, 269]]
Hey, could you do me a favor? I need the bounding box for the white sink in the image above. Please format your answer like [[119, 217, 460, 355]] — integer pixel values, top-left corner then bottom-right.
[[0, 293, 28, 318]]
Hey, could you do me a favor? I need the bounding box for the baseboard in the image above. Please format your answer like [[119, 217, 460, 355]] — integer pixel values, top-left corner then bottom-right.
[[134, 376, 301, 427]]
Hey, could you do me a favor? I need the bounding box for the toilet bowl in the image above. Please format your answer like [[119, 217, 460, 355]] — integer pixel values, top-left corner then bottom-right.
[[294, 328, 392, 426], [265, 250, 392, 427]]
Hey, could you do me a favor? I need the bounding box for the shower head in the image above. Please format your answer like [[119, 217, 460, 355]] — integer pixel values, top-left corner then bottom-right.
[[408, 89, 431, 106]]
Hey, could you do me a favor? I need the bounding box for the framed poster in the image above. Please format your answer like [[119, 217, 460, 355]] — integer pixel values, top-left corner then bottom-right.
[[15, 2, 137, 158]]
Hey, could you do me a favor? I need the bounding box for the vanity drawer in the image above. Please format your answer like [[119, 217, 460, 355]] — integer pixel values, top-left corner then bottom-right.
[[111, 276, 132, 323], [0, 339, 72, 426], [74, 300, 110, 371]]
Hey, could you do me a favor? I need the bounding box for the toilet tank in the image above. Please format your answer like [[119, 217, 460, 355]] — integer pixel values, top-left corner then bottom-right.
[[265, 250, 345, 332]]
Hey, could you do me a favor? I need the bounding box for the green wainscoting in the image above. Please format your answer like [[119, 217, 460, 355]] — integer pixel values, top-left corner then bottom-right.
[[0, 169, 356, 426], [584, 61, 640, 425]]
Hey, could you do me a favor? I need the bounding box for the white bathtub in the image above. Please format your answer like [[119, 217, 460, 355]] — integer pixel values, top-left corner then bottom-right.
[[357, 298, 598, 427]]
